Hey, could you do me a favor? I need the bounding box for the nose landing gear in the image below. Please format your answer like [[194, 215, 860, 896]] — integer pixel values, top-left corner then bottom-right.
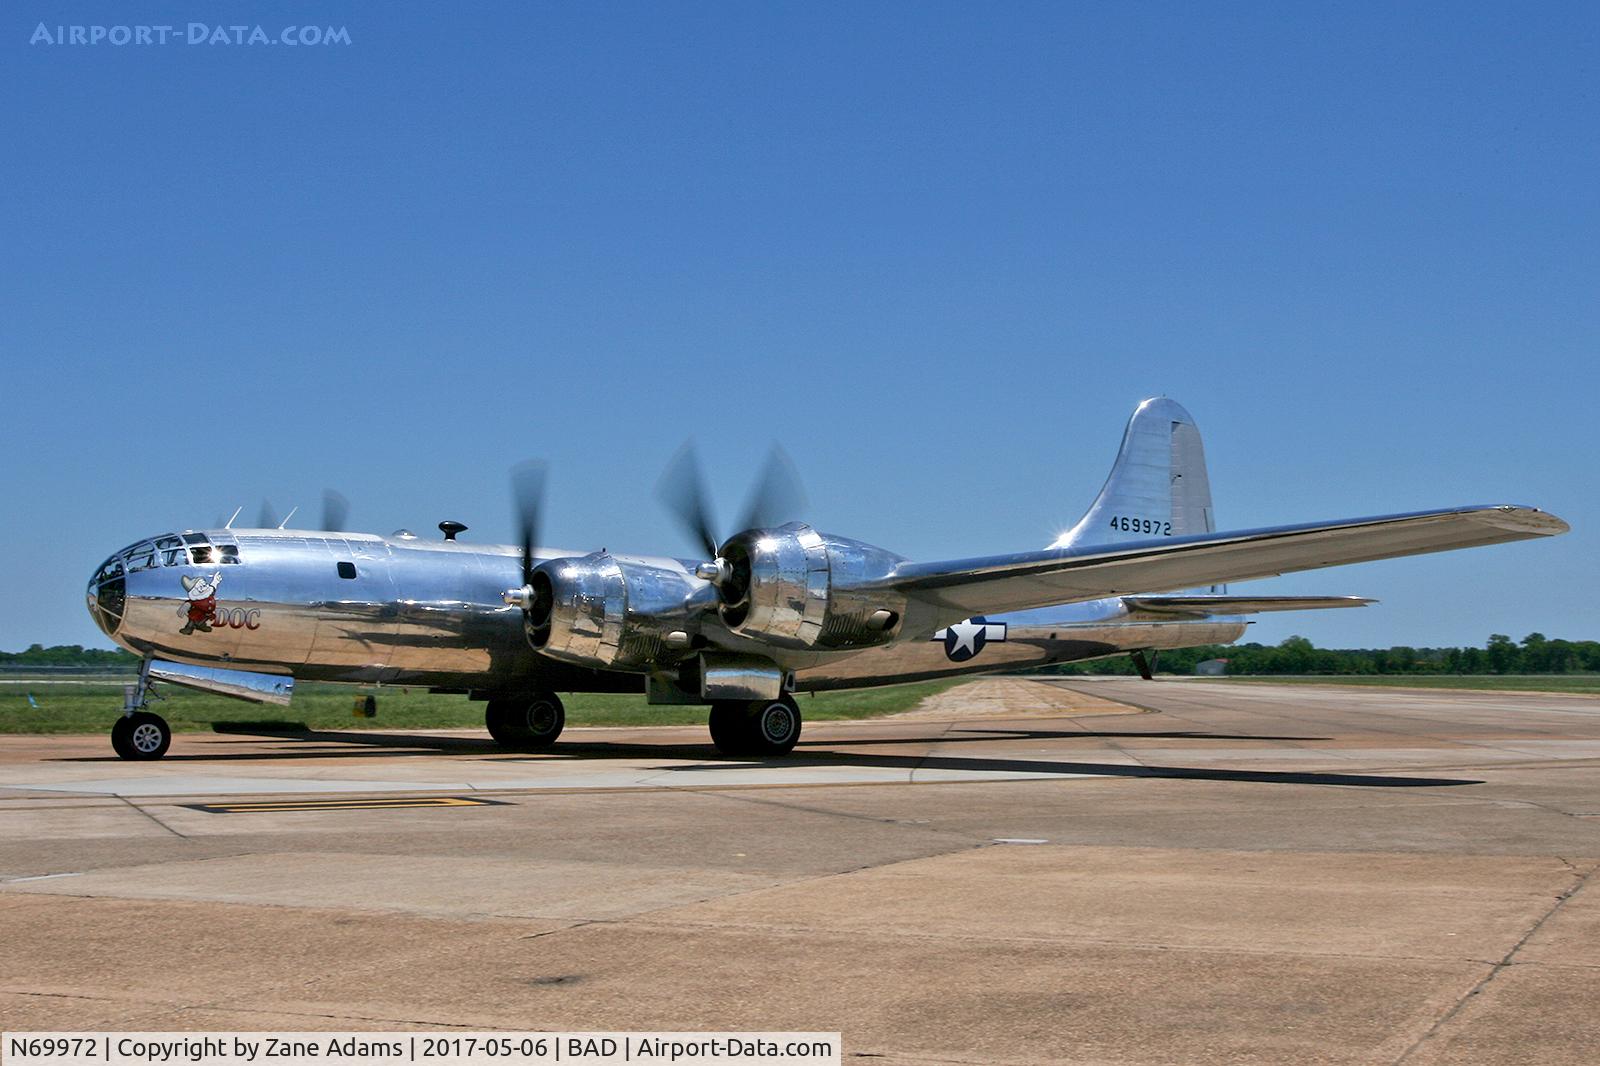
[[111, 660, 172, 760]]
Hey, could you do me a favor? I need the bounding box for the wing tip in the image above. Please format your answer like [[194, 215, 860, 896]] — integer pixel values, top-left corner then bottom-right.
[[1477, 505, 1570, 537]]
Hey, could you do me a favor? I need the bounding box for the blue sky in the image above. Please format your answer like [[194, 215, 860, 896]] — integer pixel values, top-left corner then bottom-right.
[[3, 2, 1595, 652]]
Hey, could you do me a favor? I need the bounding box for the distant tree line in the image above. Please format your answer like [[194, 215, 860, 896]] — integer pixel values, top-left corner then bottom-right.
[[1047, 633, 1600, 676], [5, 635, 1598, 678], [0, 644, 141, 670]]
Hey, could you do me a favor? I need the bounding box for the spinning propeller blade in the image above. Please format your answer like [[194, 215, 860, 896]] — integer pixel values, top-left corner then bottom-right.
[[320, 489, 350, 532], [655, 441, 721, 560], [511, 460, 548, 587], [737, 444, 808, 534], [656, 440, 809, 572]]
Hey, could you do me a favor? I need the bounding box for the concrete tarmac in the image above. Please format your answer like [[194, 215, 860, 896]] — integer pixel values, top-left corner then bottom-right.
[[2, 678, 1598, 1064]]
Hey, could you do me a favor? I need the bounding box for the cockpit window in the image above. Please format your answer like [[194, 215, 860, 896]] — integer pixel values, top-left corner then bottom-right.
[[190, 544, 240, 564], [124, 541, 157, 572], [91, 551, 130, 634], [107, 532, 239, 573], [155, 535, 187, 567]]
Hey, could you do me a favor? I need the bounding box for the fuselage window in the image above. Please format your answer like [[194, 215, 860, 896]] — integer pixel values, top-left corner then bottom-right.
[[337, 561, 358, 579], [124, 542, 156, 572], [218, 545, 240, 564]]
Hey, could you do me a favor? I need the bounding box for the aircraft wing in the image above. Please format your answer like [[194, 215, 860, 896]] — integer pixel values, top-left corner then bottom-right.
[[881, 505, 1567, 632], [1121, 594, 1374, 615]]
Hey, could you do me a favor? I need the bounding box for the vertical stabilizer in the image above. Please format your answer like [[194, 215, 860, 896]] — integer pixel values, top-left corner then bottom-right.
[[1051, 397, 1215, 550]]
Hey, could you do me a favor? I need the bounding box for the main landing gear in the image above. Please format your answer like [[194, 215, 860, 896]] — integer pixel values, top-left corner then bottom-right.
[[708, 694, 802, 757], [485, 691, 566, 750], [111, 660, 171, 760]]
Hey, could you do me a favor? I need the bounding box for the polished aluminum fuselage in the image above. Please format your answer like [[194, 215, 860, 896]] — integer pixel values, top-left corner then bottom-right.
[[90, 529, 1246, 695]]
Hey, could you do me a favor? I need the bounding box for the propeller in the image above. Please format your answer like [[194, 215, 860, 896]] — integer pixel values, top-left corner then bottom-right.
[[510, 460, 548, 591], [655, 441, 720, 560], [654, 441, 808, 584], [501, 443, 804, 614], [737, 444, 808, 534], [256, 493, 347, 531], [319, 489, 350, 532]]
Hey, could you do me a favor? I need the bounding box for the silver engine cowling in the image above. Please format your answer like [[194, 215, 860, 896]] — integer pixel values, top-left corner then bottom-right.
[[716, 523, 906, 650], [525, 553, 703, 670]]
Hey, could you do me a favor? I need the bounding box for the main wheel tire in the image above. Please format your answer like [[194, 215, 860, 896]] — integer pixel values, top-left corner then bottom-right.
[[485, 693, 565, 750], [112, 711, 171, 761], [708, 701, 748, 755], [746, 695, 802, 756]]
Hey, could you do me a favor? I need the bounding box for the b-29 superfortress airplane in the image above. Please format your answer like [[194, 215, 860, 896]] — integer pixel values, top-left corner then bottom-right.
[[85, 398, 1568, 759]]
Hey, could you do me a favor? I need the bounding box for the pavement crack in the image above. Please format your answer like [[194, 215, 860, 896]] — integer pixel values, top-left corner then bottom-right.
[[517, 920, 594, 941], [2, 989, 123, 1003], [115, 796, 189, 839], [166, 1000, 484, 1029], [1393, 858, 1597, 1064], [608, 838, 990, 926], [699, 788, 987, 842], [1495, 798, 1600, 825], [908, 716, 964, 784]]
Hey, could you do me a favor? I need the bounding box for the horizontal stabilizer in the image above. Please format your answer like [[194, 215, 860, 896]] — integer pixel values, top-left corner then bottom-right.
[[1123, 595, 1374, 616]]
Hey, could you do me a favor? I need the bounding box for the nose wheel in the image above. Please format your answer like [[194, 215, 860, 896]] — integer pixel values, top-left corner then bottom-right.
[[112, 711, 172, 760], [709, 695, 802, 756]]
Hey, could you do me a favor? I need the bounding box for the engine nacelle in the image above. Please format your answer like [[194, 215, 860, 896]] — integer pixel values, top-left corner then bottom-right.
[[526, 553, 702, 670], [717, 523, 906, 650]]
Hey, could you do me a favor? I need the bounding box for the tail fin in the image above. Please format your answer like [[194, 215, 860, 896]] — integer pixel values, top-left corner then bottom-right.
[[1051, 397, 1215, 550]]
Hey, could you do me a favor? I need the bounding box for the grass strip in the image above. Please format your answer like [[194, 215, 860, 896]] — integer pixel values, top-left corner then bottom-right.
[[0, 677, 968, 734]]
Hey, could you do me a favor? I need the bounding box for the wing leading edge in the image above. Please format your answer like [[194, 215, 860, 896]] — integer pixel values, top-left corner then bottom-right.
[[881, 505, 1567, 632]]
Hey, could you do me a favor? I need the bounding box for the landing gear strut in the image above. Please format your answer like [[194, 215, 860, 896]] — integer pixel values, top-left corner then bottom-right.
[[486, 691, 566, 750], [112, 659, 171, 760], [709, 694, 802, 757]]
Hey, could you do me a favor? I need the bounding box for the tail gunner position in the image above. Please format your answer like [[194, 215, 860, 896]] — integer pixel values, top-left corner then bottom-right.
[[85, 398, 1568, 760]]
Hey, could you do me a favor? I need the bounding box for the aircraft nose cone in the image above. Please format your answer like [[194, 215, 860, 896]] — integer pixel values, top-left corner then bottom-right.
[[87, 557, 126, 636]]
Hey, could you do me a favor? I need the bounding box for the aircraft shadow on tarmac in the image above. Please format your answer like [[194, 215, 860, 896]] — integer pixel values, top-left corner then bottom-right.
[[800, 728, 1333, 744], [55, 725, 1479, 788]]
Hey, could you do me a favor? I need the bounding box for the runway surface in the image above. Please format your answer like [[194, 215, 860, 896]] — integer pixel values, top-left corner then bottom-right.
[[3, 678, 1598, 1064]]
